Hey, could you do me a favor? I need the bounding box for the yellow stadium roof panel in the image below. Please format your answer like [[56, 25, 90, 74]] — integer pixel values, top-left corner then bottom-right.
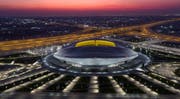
[[75, 40, 116, 47]]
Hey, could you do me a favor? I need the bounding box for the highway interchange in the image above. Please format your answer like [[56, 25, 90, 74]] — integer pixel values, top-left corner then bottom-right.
[[0, 18, 180, 96], [0, 18, 180, 52]]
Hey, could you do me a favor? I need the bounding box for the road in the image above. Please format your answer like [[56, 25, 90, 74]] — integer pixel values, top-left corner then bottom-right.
[[0, 18, 180, 52], [108, 37, 180, 56], [136, 44, 180, 56]]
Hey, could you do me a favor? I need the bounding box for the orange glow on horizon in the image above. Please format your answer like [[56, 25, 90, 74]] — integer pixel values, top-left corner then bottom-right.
[[0, 0, 179, 11], [0, 0, 179, 16]]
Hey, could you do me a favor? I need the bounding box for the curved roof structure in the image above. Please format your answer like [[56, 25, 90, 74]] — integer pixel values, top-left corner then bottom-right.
[[55, 46, 138, 58], [42, 39, 151, 76], [75, 40, 116, 47]]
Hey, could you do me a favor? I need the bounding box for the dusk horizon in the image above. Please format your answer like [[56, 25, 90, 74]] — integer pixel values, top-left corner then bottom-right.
[[0, 0, 180, 16], [0, 0, 180, 98]]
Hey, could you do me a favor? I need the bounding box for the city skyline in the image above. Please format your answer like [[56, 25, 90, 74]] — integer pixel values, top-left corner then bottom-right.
[[0, 0, 180, 16]]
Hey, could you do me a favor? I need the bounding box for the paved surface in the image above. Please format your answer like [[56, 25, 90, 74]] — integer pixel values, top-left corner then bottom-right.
[[0, 18, 180, 52]]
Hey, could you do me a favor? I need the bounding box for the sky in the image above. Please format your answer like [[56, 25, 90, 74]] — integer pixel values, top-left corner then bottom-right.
[[0, 0, 180, 16]]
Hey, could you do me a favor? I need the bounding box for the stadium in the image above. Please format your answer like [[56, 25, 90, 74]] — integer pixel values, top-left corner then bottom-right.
[[43, 39, 150, 76]]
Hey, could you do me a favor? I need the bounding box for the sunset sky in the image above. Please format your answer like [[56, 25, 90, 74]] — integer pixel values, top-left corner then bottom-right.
[[0, 0, 180, 16]]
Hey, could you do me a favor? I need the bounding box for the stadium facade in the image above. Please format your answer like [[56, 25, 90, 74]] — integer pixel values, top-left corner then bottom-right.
[[43, 40, 150, 76]]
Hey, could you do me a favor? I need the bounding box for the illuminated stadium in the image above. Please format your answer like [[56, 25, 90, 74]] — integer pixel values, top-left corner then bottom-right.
[[43, 39, 150, 76]]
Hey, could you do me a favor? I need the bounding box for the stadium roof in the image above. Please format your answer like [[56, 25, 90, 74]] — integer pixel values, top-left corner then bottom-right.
[[75, 40, 116, 47]]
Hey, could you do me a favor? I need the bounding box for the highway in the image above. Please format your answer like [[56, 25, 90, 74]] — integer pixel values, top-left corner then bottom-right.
[[0, 18, 180, 52], [136, 44, 180, 56], [107, 37, 180, 56], [0, 18, 180, 96]]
